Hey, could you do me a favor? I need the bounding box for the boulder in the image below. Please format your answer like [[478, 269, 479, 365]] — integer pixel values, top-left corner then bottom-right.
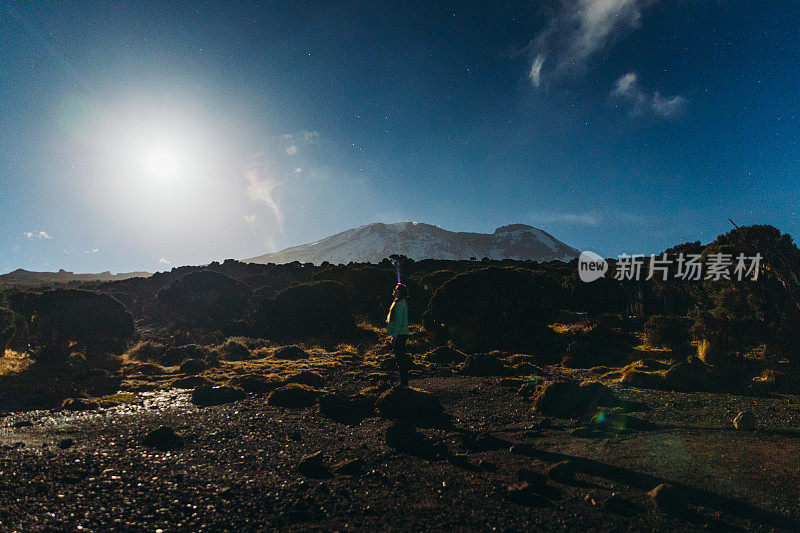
[[172, 376, 213, 389], [318, 392, 374, 425], [191, 385, 247, 407], [142, 426, 184, 451], [375, 387, 447, 426], [424, 346, 466, 365], [461, 352, 507, 376], [227, 374, 282, 394], [663, 357, 711, 392], [385, 420, 437, 457], [179, 358, 207, 374], [285, 370, 324, 388], [267, 384, 325, 408], [531, 380, 617, 418]]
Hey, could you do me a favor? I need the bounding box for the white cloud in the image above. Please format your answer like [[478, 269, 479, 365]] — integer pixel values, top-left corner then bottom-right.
[[242, 214, 256, 223], [612, 71, 687, 118], [529, 54, 545, 87], [293, 167, 303, 173], [159, 258, 172, 265], [24, 231, 52, 239], [244, 164, 283, 230], [529, 0, 647, 86], [285, 145, 298, 155]]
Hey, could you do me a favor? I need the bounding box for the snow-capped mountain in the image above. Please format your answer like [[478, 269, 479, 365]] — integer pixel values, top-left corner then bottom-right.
[[245, 222, 580, 265]]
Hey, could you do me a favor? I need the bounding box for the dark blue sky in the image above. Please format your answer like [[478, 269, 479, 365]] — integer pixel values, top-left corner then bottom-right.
[[1, 1, 798, 272]]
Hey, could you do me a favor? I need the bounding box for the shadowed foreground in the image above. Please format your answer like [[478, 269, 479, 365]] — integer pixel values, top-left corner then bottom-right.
[[2, 364, 799, 532]]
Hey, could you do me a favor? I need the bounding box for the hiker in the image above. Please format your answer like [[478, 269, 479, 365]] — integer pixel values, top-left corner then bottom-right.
[[386, 282, 410, 387]]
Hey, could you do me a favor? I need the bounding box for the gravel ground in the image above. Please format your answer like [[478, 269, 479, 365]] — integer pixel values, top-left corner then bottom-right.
[[2, 373, 800, 532]]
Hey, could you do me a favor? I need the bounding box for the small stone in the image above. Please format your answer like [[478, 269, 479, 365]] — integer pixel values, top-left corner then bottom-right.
[[142, 427, 184, 451], [478, 459, 497, 472], [447, 453, 472, 468], [648, 483, 685, 512], [733, 410, 755, 430], [61, 398, 100, 411], [518, 467, 547, 487], [504, 482, 547, 507], [332, 458, 364, 477], [547, 460, 577, 483], [297, 451, 331, 479]]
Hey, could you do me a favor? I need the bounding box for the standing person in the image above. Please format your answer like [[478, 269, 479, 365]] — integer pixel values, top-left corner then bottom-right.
[[386, 283, 410, 387]]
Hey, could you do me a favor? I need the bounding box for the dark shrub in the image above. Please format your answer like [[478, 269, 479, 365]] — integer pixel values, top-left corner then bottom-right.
[[422, 267, 563, 353], [220, 339, 250, 361], [562, 315, 638, 368], [157, 271, 252, 328], [162, 344, 212, 366], [313, 266, 396, 323], [643, 315, 692, 349], [694, 225, 800, 363], [0, 307, 13, 353], [253, 280, 355, 341], [8, 289, 133, 368]]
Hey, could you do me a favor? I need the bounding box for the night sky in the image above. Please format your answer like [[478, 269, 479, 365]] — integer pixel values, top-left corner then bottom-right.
[[1, 1, 798, 273]]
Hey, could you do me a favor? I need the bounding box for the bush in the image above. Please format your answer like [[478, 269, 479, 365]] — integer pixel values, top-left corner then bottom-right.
[[253, 280, 356, 341], [313, 266, 396, 323], [643, 315, 692, 349], [157, 270, 252, 328], [0, 307, 13, 354], [7, 289, 134, 368], [422, 267, 562, 353]]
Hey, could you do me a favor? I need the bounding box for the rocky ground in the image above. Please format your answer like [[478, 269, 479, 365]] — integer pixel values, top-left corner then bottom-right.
[[2, 346, 800, 532]]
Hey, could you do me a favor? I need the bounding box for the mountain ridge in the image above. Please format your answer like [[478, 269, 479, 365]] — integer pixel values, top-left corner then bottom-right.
[[246, 222, 580, 265]]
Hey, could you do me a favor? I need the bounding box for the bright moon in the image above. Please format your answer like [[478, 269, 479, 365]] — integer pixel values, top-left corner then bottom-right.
[[144, 149, 180, 180]]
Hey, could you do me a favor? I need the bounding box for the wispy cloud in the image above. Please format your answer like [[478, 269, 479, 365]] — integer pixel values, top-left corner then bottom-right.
[[285, 145, 298, 156], [24, 231, 52, 239], [612, 72, 686, 118], [159, 258, 171, 265], [244, 163, 283, 230], [301, 130, 318, 142], [529, 0, 648, 86], [530, 211, 602, 226]]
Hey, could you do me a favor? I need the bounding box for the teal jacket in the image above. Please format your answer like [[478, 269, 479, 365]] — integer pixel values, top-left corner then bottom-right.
[[386, 298, 409, 338]]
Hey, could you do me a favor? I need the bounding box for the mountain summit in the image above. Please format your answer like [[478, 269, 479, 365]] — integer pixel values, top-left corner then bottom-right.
[[245, 222, 579, 265]]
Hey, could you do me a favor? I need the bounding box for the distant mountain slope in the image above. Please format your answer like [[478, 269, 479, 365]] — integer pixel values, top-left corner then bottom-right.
[[0, 268, 151, 288], [246, 222, 580, 265]]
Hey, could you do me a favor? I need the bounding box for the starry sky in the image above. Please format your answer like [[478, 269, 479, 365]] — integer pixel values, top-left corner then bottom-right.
[[1, 1, 798, 273]]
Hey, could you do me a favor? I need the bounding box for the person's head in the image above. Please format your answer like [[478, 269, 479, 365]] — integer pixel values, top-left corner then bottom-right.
[[393, 283, 408, 300]]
